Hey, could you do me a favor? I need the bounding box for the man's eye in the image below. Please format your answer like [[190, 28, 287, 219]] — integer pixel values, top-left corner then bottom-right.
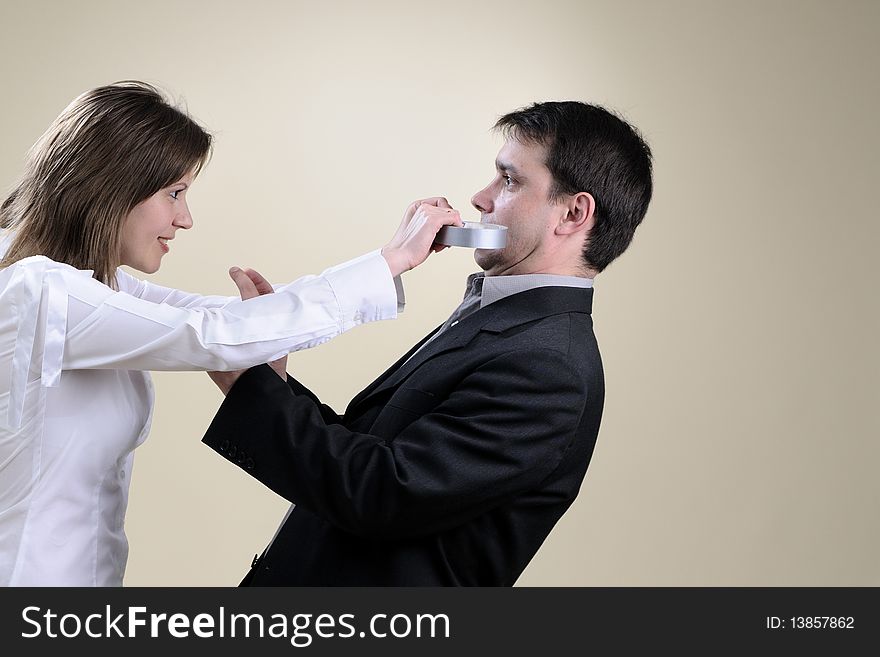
[[170, 190, 181, 200], [503, 175, 513, 187]]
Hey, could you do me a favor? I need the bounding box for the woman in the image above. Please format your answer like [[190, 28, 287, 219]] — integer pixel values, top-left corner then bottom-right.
[[0, 81, 461, 586]]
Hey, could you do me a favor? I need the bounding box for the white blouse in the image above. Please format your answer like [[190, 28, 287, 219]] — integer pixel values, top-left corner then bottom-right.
[[0, 248, 400, 586]]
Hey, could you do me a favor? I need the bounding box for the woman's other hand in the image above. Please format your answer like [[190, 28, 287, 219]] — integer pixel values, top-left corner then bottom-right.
[[207, 267, 288, 395]]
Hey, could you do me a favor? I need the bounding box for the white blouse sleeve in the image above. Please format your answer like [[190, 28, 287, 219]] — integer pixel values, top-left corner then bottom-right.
[[114, 267, 235, 309], [114, 262, 406, 312], [1, 251, 399, 429]]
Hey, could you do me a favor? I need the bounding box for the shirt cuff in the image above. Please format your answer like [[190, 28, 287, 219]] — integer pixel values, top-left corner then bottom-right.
[[321, 249, 403, 330], [393, 274, 406, 314]]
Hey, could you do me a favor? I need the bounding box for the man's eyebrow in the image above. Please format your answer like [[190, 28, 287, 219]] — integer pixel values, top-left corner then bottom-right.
[[495, 159, 520, 175]]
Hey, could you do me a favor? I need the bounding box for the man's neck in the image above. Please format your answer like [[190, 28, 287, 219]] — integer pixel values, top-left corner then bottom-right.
[[485, 266, 597, 279]]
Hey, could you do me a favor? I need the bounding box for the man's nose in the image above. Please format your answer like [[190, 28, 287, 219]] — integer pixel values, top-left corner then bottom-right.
[[471, 186, 492, 214]]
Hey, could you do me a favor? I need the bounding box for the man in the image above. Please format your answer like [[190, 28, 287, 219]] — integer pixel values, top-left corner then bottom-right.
[[203, 101, 653, 585]]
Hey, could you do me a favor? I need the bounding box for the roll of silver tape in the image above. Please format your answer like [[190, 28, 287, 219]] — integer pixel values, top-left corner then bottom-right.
[[435, 222, 508, 248]]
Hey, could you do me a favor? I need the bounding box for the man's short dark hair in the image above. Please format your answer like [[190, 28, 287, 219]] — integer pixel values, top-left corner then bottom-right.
[[495, 101, 653, 273]]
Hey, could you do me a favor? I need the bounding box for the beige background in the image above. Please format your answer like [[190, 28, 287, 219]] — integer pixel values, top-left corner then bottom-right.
[[0, 0, 877, 586]]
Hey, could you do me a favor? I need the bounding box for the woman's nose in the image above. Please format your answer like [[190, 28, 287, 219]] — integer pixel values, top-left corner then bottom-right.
[[174, 207, 193, 230]]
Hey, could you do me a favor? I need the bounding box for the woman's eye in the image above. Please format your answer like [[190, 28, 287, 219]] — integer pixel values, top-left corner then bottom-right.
[[503, 175, 513, 187]]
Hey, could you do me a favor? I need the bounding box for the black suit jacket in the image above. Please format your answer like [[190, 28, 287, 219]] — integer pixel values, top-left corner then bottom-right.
[[202, 286, 604, 586]]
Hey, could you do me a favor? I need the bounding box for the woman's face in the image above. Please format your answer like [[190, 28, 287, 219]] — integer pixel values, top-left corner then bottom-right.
[[120, 172, 194, 273]]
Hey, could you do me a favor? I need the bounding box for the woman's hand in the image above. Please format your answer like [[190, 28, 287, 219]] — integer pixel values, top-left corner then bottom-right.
[[381, 197, 464, 277], [207, 267, 288, 395]]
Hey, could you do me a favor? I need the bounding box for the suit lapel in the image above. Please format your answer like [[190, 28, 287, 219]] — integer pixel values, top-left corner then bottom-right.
[[347, 286, 594, 415], [370, 310, 489, 396], [347, 324, 442, 411]]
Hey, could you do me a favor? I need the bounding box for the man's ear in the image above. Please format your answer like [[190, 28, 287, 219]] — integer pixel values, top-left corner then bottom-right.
[[556, 192, 595, 236]]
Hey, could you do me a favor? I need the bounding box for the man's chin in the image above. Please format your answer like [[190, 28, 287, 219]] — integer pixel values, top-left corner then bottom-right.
[[474, 248, 503, 274]]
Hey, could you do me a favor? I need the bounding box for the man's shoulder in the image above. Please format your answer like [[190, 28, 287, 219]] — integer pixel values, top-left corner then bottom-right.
[[442, 295, 595, 374], [493, 310, 596, 356]]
